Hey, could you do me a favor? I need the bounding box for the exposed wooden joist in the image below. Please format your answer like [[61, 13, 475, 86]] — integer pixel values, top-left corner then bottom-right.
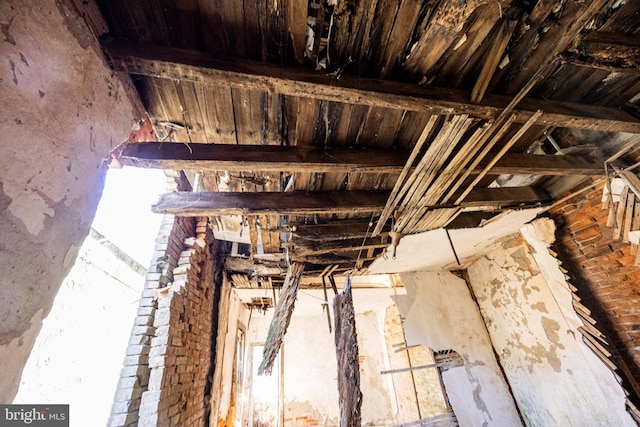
[[459, 186, 549, 208], [224, 256, 285, 276], [292, 237, 388, 256], [291, 254, 378, 265], [103, 40, 640, 133], [292, 219, 390, 242], [120, 142, 607, 176], [481, 153, 605, 176], [152, 187, 549, 216], [152, 190, 389, 216], [119, 141, 408, 173]]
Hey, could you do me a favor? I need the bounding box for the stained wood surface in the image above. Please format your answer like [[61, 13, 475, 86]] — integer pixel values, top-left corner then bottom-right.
[[258, 262, 305, 375], [333, 274, 362, 427], [153, 186, 550, 216], [103, 40, 640, 133]]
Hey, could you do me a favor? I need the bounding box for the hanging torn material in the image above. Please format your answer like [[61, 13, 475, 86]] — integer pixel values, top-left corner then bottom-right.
[[333, 273, 362, 427], [258, 262, 305, 375]]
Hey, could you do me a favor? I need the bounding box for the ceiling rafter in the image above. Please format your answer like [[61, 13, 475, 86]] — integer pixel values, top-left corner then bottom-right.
[[151, 188, 549, 217], [102, 39, 640, 133], [117, 142, 607, 176]]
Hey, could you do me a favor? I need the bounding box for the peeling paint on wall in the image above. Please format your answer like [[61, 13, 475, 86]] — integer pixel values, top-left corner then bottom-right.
[[397, 271, 522, 426], [467, 225, 635, 426], [0, 0, 139, 402]]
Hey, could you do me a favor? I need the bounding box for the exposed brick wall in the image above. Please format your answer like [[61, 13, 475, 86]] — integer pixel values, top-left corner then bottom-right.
[[549, 181, 640, 397], [138, 219, 215, 426], [109, 174, 203, 426], [109, 213, 198, 426]]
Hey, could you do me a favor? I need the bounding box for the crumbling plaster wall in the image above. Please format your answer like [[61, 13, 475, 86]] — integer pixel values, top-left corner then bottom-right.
[[396, 271, 522, 427], [466, 219, 634, 426], [0, 0, 140, 402]]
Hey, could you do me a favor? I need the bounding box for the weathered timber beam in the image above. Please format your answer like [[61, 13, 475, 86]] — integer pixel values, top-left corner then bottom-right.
[[292, 237, 388, 256], [292, 219, 390, 242], [103, 40, 640, 133], [459, 186, 549, 208], [259, 262, 305, 375], [119, 142, 408, 173], [122, 142, 606, 176], [290, 254, 378, 265], [152, 188, 550, 216], [224, 256, 285, 276], [476, 153, 605, 176], [152, 191, 389, 216]]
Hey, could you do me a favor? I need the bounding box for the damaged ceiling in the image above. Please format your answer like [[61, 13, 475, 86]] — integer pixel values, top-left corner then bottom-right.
[[90, 0, 640, 281]]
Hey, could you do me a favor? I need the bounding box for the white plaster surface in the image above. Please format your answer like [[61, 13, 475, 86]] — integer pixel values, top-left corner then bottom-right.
[[467, 228, 635, 426], [0, 0, 138, 402], [369, 208, 542, 273], [396, 271, 522, 427], [520, 219, 635, 427]]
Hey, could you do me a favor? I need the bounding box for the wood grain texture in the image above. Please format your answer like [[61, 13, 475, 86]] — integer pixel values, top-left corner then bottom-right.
[[103, 40, 640, 133]]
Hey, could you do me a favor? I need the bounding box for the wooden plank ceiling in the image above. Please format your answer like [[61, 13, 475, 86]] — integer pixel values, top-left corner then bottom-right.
[[96, 0, 640, 280]]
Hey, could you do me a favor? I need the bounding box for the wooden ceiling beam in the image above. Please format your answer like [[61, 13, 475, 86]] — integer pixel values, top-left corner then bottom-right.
[[119, 142, 408, 173], [152, 188, 549, 216], [291, 237, 388, 256], [292, 219, 390, 242], [120, 142, 606, 176], [459, 186, 549, 208], [103, 40, 640, 133]]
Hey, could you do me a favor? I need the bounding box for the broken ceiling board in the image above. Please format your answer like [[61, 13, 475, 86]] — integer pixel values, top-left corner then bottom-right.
[[103, 40, 640, 133], [333, 274, 363, 427], [470, 18, 517, 104], [258, 262, 305, 375], [401, 0, 509, 79], [435, 3, 505, 88]]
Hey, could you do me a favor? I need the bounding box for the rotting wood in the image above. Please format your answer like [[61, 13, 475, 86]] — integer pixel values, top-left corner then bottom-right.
[[394, 115, 474, 232], [471, 19, 516, 104], [102, 40, 640, 133], [258, 262, 305, 375], [292, 237, 388, 256], [224, 256, 284, 276], [333, 273, 362, 427], [575, 31, 640, 70], [293, 219, 390, 242]]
